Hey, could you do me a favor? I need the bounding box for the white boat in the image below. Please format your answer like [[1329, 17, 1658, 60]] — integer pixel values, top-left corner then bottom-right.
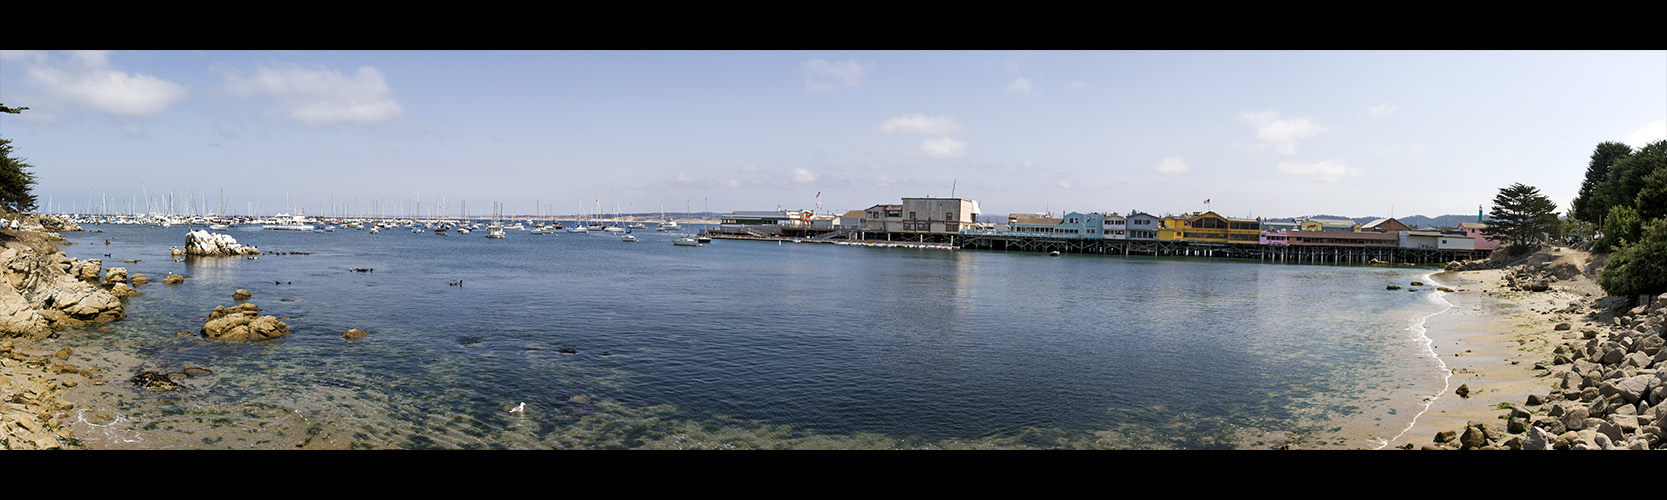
[[208, 224, 229, 231], [673, 237, 700, 247], [566, 225, 589, 233], [627, 222, 646, 229], [486, 221, 506, 239], [263, 213, 315, 231], [621, 232, 637, 242]]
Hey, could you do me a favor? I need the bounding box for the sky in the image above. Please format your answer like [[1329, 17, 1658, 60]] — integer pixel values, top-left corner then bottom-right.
[[2, 50, 1663, 220]]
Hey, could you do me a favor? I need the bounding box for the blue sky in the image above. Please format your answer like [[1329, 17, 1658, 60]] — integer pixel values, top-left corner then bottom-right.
[[2, 50, 1662, 220]]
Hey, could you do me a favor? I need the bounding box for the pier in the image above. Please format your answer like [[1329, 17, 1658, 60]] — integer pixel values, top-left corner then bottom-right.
[[705, 226, 1485, 265]]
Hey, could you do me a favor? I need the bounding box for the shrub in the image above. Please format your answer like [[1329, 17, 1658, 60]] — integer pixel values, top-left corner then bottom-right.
[[1599, 218, 1667, 297]]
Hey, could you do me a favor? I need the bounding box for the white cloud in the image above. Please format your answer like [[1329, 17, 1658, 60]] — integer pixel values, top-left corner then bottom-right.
[[802, 59, 871, 93], [921, 136, 968, 159], [22, 50, 188, 117], [739, 164, 764, 173], [1241, 111, 1328, 155], [1066, 80, 1090, 96], [880, 114, 964, 136], [1276, 160, 1363, 183], [873, 175, 907, 187], [720, 179, 742, 189], [1006, 78, 1032, 96], [221, 63, 404, 125], [789, 167, 818, 184], [675, 172, 705, 184], [1366, 103, 1398, 116], [1627, 120, 1666, 148], [1155, 156, 1191, 174]]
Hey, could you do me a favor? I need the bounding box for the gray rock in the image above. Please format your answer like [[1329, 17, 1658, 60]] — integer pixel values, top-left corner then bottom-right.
[[1524, 426, 1553, 450], [1565, 406, 1591, 430], [1612, 375, 1657, 404]]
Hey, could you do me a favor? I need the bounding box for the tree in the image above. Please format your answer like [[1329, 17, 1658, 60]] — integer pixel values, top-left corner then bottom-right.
[[1624, 140, 1667, 219], [0, 103, 38, 213], [1599, 218, 1667, 298], [1481, 183, 1559, 251], [1572, 141, 1635, 223], [1597, 140, 1665, 220], [1597, 204, 1642, 252]]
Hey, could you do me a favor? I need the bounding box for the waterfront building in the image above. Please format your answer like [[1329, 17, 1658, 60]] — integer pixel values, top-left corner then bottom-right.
[[1457, 222, 1501, 250], [1261, 231, 1289, 246], [1008, 213, 1078, 237], [1262, 221, 1299, 233], [1438, 233, 1477, 250], [899, 197, 981, 234], [837, 210, 865, 230], [1296, 217, 1361, 232], [1284, 230, 1399, 248], [1126, 211, 1161, 241], [1157, 211, 1262, 244], [1362, 218, 1412, 233], [1397, 230, 1444, 250], [1102, 213, 1127, 240], [864, 204, 904, 233]]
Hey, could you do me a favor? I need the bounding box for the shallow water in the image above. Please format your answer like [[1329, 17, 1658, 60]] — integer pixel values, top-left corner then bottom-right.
[[47, 223, 1449, 449]]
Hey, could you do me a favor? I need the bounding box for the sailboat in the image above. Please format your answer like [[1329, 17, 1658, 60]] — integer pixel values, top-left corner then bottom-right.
[[485, 203, 506, 239], [620, 228, 637, 242], [658, 202, 680, 232]]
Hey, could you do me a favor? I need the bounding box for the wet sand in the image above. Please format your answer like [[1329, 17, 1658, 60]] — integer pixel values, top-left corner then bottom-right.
[[1382, 264, 1601, 449]]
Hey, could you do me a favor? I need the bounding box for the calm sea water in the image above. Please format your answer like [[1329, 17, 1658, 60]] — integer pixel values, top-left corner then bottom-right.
[[46, 223, 1450, 449]]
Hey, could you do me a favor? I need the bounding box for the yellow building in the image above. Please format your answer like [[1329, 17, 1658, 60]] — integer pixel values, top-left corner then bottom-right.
[[1157, 211, 1261, 244]]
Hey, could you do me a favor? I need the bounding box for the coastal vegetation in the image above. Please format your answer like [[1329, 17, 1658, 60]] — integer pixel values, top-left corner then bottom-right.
[[1571, 139, 1667, 297], [1, 103, 39, 215]]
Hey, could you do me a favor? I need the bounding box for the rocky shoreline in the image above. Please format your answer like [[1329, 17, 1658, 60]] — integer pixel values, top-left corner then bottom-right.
[[1, 217, 129, 450], [1392, 246, 1665, 450]]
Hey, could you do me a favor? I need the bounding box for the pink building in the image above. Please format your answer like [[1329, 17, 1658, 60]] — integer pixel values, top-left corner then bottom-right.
[[1458, 222, 1501, 251]]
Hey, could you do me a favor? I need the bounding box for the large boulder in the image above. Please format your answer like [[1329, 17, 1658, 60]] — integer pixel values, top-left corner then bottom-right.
[[101, 267, 127, 286], [184, 230, 260, 256], [200, 303, 290, 341]]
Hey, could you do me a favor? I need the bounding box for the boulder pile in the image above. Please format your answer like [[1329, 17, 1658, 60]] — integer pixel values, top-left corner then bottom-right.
[[1429, 295, 1667, 450], [181, 230, 260, 257]]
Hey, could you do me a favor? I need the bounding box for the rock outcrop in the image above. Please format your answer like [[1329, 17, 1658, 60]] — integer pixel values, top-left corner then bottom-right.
[[0, 230, 127, 340], [183, 230, 260, 256], [200, 303, 290, 341]]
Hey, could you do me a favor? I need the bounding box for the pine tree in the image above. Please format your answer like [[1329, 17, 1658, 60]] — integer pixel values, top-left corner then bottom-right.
[[1481, 183, 1559, 251], [0, 104, 39, 213], [1571, 141, 1634, 223]]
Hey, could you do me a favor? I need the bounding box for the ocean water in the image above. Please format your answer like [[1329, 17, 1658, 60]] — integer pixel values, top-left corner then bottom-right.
[[45, 223, 1451, 449]]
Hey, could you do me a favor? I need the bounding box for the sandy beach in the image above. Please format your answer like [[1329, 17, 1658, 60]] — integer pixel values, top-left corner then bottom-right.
[[1383, 247, 1613, 449]]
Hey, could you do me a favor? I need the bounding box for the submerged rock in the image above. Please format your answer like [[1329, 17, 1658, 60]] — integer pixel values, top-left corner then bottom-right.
[[342, 328, 369, 341]]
